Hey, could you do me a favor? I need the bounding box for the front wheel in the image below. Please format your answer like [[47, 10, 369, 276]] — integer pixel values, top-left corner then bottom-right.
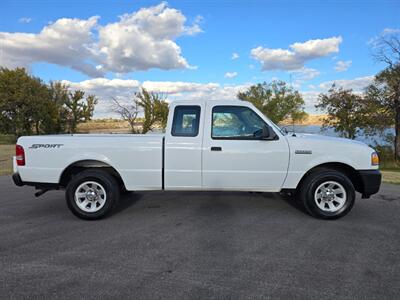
[[298, 168, 355, 219], [66, 170, 120, 220]]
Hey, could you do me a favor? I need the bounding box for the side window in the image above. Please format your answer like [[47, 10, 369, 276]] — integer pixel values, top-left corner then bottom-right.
[[212, 106, 266, 139], [171, 106, 201, 137]]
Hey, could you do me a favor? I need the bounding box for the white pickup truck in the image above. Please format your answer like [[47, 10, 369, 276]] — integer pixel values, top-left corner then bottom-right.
[[12, 100, 381, 220]]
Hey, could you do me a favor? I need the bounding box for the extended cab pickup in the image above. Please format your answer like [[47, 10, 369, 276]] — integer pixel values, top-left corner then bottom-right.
[[12, 100, 381, 220]]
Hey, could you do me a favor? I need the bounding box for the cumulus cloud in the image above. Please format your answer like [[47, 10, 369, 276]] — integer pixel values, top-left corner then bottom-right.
[[0, 2, 201, 76], [1, 16, 102, 76], [334, 60, 352, 72], [231, 52, 239, 60], [251, 36, 342, 71], [319, 75, 374, 91], [96, 2, 200, 73], [142, 81, 219, 94], [224, 71, 238, 78]]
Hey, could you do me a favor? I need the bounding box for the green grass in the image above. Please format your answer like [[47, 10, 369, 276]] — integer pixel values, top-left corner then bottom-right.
[[0, 134, 16, 145], [0, 144, 14, 176]]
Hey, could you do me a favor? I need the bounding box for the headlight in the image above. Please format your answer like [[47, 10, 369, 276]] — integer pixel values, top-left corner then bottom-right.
[[371, 152, 379, 166]]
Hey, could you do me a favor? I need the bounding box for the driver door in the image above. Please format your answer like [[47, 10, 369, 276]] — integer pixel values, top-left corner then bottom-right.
[[202, 104, 289, 192]]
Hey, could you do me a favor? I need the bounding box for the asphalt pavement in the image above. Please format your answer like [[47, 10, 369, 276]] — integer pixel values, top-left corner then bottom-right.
[[0, 175, 399, 299]]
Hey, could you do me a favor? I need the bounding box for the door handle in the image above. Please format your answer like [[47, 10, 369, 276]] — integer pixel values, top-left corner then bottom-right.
[[211, 146, 222, 151]]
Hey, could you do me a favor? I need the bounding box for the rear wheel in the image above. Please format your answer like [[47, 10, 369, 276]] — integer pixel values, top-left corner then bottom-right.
[[298, 168, 355, 219], [66, 170, 120, 220]]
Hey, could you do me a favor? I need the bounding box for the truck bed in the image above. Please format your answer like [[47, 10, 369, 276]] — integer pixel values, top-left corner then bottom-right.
[[16, 134, 165, 190]]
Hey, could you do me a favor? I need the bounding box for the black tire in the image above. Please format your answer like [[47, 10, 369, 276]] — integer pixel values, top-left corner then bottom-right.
[[66, 169, 120, 220], [298, 168, 355, 220]]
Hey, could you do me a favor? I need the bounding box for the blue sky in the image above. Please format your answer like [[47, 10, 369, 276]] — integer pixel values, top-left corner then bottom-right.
[[1, 0, 399, 116]]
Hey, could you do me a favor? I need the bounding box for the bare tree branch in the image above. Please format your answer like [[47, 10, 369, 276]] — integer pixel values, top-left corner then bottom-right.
[[111, 97, 140, 133]]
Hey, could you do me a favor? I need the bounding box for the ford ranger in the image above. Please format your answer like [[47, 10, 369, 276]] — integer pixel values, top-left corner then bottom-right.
[[12, 100, 381, 220]]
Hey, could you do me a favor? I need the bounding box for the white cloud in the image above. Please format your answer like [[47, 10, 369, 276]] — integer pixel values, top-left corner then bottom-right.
[[290, 67, 320, 81], [142, 81, 219, 94], [302, 91, 321, 112], [224, 71, 238, 78], [251, 36, 342, 71], [382, 28, 400, 35], [319, 75, 374, 91], [0, 2, 202, 76], [1, 16, 102, 77], [231, 52, 239, 60], [334, 60, 352, 72], [18, 17, 32, 23]]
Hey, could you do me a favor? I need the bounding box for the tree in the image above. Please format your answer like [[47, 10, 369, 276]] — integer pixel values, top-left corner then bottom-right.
[[64, 90, 98, 133], [49, 81, 70, 133], [112, 98, 140, 134], [237, 81, 307, 124], [316, 85, 366, 139], [370, 32, 400, 161], [113, 88, 169, 134], [365, 65, 400, 161], [135, 88, 169, 133], [0, 68, 58, 136]]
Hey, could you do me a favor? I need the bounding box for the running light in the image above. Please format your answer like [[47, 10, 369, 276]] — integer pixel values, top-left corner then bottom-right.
[[371, 152, 379, 166]]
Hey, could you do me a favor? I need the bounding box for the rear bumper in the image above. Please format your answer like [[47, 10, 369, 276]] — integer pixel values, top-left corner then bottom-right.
[[12, 173, 59, 190], [12, 173, 24, 186], [358, 170, 381, 198]]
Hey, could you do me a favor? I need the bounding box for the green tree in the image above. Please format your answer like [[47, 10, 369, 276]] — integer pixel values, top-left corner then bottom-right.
[[49, 81, 69, 133], [365, 65, 400, 161], [316, 85, 366, 139], [0, 67, 58, 136], [369, 32, 400, 161], [136, 88, 168, 133], [237, 81, 307, 123], [64, 90, 98, 133]]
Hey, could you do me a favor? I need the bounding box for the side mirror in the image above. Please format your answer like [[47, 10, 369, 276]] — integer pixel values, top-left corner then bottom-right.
[[262, 124, 277, 140]]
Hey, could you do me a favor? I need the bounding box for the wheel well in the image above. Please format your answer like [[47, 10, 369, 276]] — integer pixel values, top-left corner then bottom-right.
[[59, 160, 125, 189], [297, 162, 363, 193]]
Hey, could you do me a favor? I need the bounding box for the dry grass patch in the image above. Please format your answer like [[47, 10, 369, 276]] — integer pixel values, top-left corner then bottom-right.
[[0, 144, 14, 176], [381, 171, 400, 185]]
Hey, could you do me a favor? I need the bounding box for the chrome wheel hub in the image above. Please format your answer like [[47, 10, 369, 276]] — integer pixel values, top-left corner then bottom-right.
[[74, 181, 107, 213], [314, 181, 347, 213]]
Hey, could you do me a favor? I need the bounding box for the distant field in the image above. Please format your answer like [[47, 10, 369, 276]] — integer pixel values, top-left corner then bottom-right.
[[280, 114, 327, 126], [77, 119, 132, 133], [0, 145, 14, 176], [381, 171, 400, 185]]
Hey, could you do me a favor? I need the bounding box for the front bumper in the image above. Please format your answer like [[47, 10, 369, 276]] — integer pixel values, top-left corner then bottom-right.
[[358, 170, 381, 198]]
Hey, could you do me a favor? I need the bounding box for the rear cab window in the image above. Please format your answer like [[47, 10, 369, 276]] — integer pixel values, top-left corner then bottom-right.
[[171, 106, 201, 137]]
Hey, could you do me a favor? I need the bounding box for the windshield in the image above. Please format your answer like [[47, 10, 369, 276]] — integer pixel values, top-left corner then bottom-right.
[[268, 119, 287, 135]]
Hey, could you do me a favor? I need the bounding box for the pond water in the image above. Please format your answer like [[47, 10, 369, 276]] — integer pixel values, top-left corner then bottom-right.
[[284, 125, 395, 147]]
